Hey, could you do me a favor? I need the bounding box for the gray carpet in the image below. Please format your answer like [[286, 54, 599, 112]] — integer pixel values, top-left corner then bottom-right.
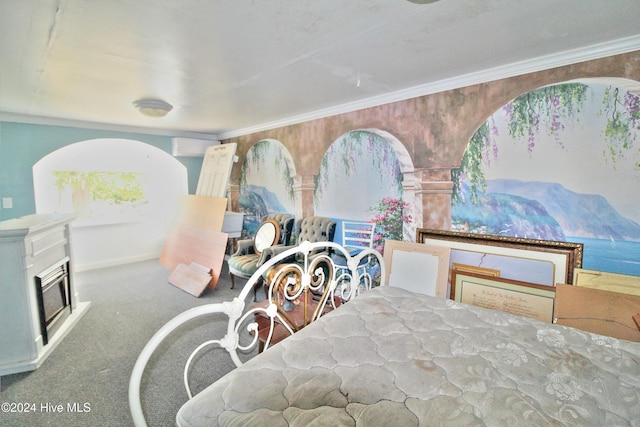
[[0, 259, 256, 427]]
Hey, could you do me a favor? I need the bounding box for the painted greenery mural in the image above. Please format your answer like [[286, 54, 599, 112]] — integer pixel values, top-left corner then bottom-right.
[[601, 85, 640, 168], [239, 131, 412, 248], [240, 139, 295, 200], [52, 171, 147, 220]]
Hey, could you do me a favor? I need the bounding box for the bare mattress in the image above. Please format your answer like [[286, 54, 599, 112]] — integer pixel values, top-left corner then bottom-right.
[[176, 286, 640, 426]]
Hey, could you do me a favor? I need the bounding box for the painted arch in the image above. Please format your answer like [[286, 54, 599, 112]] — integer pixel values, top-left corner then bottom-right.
[[452, 78, 640, 276]]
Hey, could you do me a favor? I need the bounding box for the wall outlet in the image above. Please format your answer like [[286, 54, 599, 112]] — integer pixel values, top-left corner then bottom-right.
[[2, 197, 13, 209]]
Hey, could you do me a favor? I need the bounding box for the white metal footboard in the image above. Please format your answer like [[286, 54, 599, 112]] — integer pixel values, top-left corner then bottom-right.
[[128, 240, 385, 427]]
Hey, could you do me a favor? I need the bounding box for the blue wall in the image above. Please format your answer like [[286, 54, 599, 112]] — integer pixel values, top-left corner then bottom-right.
[[0, 121, 204, 221]]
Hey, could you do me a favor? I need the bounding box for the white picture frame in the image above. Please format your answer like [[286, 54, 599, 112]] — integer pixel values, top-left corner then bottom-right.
[[383, 240, 451, 298]]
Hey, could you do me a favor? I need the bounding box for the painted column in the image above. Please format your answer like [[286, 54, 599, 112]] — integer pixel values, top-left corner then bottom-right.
[[292, 174, 316, 219], [402, 172, 417, 242], [415, 168, 454, 231], [227, 183, 240, 211]]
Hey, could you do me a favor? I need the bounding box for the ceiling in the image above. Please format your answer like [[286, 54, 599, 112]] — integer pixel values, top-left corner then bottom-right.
[[1, 0, 639, 139]]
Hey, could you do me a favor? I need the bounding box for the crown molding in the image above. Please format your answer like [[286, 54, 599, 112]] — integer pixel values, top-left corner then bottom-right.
[[218, 35, 640, 140], [0, 112, 219, 140]]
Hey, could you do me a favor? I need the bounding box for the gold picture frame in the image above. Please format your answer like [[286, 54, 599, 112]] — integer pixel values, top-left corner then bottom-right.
[[452, 271, 556, 323], [451, 262, 500, 278], [417, 228, 583, 286]]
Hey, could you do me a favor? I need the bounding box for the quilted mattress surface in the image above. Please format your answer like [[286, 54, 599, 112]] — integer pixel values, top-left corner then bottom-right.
[[177, 286, 640, 426]]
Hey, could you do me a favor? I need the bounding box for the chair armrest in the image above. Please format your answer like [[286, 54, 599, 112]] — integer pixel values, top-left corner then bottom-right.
[[256, 244, 291, 267], [232, 239, 256, 256]]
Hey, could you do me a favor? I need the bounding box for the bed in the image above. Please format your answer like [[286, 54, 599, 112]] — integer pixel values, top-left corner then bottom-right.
[[129, 241, 640, 426]]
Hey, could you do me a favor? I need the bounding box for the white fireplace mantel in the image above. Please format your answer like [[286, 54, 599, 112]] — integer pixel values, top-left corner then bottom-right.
[[0, 213, 90, 375]]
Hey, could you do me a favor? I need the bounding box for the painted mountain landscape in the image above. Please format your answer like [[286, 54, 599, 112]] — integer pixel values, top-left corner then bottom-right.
[[453, 179, 640, 242], [452, 179, 640, 276]]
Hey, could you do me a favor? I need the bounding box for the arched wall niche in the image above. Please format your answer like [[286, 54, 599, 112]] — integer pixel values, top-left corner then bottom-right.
[[33, 138, 188, 270]]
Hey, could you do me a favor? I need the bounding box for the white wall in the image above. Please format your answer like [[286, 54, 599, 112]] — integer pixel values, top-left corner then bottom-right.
[[33, 138, 188, 270]]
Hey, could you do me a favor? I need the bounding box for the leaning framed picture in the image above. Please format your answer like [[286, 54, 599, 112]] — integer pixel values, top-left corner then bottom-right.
[[573, 268, 640, 296], [416, 229, 583, 287], [382, 240, 451, 298], [451, 271, 556, 323]]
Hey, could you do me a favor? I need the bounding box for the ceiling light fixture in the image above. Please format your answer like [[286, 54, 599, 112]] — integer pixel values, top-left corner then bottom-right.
[[406, 0, 440, 4], [133, 98, 173, 118]]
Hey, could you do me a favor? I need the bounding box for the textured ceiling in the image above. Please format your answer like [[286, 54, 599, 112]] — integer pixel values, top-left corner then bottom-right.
[[1, 0, 639, 138]]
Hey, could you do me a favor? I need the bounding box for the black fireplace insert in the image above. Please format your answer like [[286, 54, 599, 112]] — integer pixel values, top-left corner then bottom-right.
[[35, 258, 72, 345]]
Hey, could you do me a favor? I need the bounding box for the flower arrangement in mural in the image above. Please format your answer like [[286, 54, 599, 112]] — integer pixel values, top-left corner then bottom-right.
[[367, 197, 412, 253]]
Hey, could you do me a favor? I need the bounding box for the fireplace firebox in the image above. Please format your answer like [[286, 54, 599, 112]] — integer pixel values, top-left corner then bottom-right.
[[35, 258, 72, 345]]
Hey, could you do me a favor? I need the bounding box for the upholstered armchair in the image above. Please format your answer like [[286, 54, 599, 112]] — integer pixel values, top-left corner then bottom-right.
[[261, 216, 337, 263], [227, 213, 294, 289], [293, 215, 336, 246]]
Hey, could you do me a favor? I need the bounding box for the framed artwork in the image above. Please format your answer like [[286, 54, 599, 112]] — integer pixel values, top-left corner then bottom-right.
[[448, 249, 556, 287], [573, 268, 640, 296], [382, 240, 450, 298], [452, 272, 556, 323], [416, 229, 583, 286]]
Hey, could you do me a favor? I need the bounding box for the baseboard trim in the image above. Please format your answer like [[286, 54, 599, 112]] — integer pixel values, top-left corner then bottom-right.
[[74, 253, 160, 272]]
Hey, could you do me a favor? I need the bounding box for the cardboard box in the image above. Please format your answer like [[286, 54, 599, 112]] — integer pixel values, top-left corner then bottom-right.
[[554, 284, 640, 342]]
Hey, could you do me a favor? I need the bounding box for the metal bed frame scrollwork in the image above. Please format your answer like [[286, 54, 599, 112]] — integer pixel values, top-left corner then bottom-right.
[[128, 240, 385, 427]]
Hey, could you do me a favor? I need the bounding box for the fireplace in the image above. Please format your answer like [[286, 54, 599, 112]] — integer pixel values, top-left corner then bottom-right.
[[1, 213, 90, 375], [34, 258, 72, 346]]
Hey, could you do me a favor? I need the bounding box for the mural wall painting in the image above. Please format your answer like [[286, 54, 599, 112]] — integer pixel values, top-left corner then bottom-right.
[[238, 139, 295, 237], [315, 130, 413, 251], [238, 131, 415, 251], [453, 80, 640, 276], [224, 51, 640, 275]]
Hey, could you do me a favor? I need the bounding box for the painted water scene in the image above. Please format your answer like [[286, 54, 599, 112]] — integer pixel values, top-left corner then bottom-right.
[[238, 139, 296, 236], [452, 81, 640, 276]]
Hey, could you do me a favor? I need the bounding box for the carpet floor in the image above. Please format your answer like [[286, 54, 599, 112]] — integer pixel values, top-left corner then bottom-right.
[[1, 258, 254, 427]]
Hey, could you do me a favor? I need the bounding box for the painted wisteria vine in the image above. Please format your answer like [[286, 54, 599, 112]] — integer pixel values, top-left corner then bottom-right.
[[240, 139, 295, 202], [315, 130, 403, 200], [451, 119, 498, 204], [505, 83, 588, 150], [600, 86, 640, 169], [453, 82, 640, 204]]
